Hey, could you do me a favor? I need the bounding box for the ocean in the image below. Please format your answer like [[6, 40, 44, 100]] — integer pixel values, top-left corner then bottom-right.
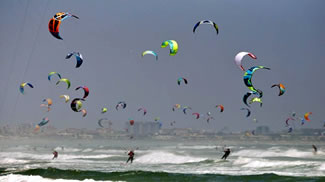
[[0, 138, 324, 182]]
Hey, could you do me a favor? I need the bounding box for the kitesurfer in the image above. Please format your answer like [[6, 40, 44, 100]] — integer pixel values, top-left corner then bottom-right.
[[221, 148, 231, 160], [126, 150, 135, 163], [52, 150, 58, 160], [312, 145, 317, 154]]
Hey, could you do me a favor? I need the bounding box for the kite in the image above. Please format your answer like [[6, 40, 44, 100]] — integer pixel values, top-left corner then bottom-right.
[[66, 52, 83, 68], [142, 50, 158, 60], [161, 40, 178, 56], [48, 72, 61, 81], [101, 107, 108, 113], [240, 108, 251, 117], [193, 20, 218, 34], [59, 95, 70, 103], [243, 66, 270, 94], [177, 77, 188, 85], [172, 104, 181, 111], [56, 78, 71, 89], [216, 105, 224, 112], [234, 52, 257, 71], [304, 112, 312, 121], [249, 97, 262, 107], [81, 109, 87, 117], [19, 82, 33, 94], [48, 12, 79, 40], [137, 107, 147, 115], [34, 117, 50, 131], [192, 113, 200, 119], [75, 86, 89, 99], [70, 98, 84, 112], [271, 83, 286, 96], [116, 101, 127, 110]]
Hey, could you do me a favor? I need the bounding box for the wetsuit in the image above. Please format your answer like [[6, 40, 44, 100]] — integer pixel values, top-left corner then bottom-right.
[[312, 145, 317, 153], [52, 151, 58, 160], [126, 151, 134, 163], [221, 149, 231, 160]]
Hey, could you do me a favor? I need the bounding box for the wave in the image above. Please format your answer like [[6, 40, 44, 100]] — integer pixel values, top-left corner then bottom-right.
[[135, 151, 207, 164], [1, 168, 323, 182], [0, 174, 121, 182], [174, 145, 218, 150], [319, 163, 325, 171], [0, 158, 28, 164], [232, 148, 320, 158], [54, 147, 81, 153], [0, 151, 118, 161]]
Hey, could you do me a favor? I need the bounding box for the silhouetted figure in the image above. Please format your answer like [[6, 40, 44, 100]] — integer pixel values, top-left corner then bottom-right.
[[312, 145, 317, 154], [221, 148, 231, 160], [126, 150, 135, 163], [52, 151, 58, 160]]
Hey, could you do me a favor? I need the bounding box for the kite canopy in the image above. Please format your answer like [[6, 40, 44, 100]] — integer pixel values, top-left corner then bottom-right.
[[243, 66, 270, 94], [137, 107, 147, 115], [177, 77, 188, 85], [161, 40, 178, 56], [216, 105, 224, 112], [101, 107, 108, 113], [304, 112, 312, 121], [19, 82, 34, 94], [59, 95, 70, 103], [183, 106, 192, 114], [271, 83, 286, 96], [142, 50, 158, 60], [70, 98, 85, 112], [249, 97, 263, 107], [48, 12, 79, 40], [48, 72, 61, 81], [35, 117, 50, 131], [81, 109, 87, 117], [192, 113, 200, 119], [172, 104, 181, 111], [75, 86, 89, 99], [235, 52, 257, 71], [240, 108, 251, 117], [193, 20, 219, 34], [129, 119, 135, 126], [98, 118, 110, 128], [116, 101, 127, 110], [66, 52, 83, 68], [56, 78, 71, 89], [285, 117, 295, 127]]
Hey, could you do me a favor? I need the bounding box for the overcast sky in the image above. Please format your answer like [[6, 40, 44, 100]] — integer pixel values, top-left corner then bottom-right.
[[0, 0, 324, 132]]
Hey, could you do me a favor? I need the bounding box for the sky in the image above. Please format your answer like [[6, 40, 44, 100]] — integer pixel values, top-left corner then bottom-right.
[[0, 0, 324, 132]]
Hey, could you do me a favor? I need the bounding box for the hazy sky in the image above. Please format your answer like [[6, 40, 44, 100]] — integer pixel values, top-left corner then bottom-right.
[[0, 0, 324, 132]]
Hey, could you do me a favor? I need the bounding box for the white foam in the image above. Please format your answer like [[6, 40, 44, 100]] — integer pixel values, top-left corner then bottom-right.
[[242, 159, 314, 168], [319, 163, 325, 170], [58, 154, 117, 160], [0, 158, 28, 164], [0, 174, 124, 182], [92, 149, 126, 154], [232, 157, 253, 165], [232, 148, 314, 158], [59, 148, 81, 153], [0, 152, 51, 160], [175, 145, 217, 150], [82, 148, 93, 153], [135, 151, 206, 164]]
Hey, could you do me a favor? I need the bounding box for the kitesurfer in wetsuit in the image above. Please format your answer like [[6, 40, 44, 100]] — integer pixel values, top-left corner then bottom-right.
[[221, 148, 231, 160], [312, 145, 317, 154], [52, 150, 58, 160], [126, 150, 135, 163]]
